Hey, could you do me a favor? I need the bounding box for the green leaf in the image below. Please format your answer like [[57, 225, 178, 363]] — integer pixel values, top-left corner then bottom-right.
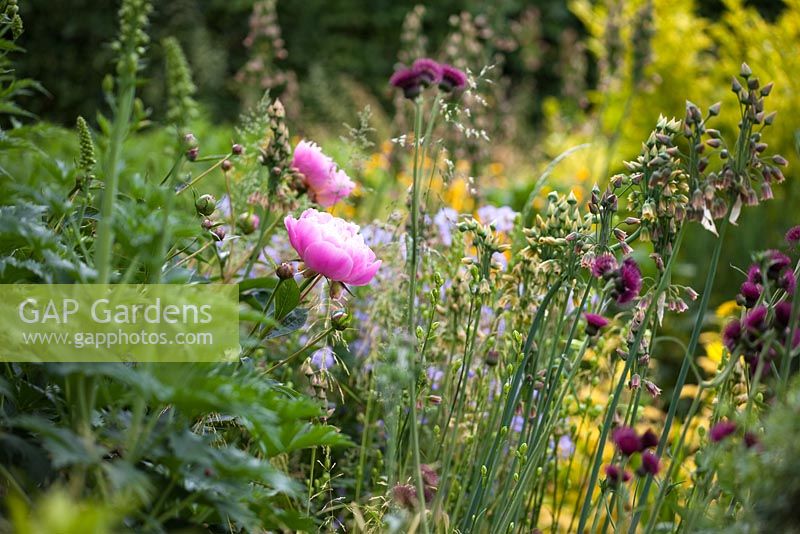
[[265, 308, 308, 339], [272, 279, 300, 320], [238, 276, 278, 294], [13, 416, 107, 468]]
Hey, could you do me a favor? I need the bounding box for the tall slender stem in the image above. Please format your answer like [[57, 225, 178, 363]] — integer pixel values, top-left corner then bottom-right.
[[628, 212, 731, 533]]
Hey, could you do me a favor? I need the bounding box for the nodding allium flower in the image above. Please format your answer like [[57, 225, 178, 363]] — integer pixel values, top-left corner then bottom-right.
[[292, 141, 355, 207], [584, 313, 609, 336], [310, 346, 336, 370], [591, 253, 618, 279], [739, 281, 762, 308], [439, 63, 468, 93], [477, 205, 518, 233], [616, 258, 643, 304], [743, 305, 769, 332], [786, 225, 800, 246], [709, 420, 737, 443], [722, 319, 742, 351], [638, 452, 661, 476], [389, 67, 424, 99], [411, 58, 443, 85], [643, 380, 662, 398], [611, 426, 642, 456], [604, 464, 632, 486], [285, 209, 381, 286]]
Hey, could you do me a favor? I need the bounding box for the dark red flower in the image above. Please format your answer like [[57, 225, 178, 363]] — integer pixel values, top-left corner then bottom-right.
[[722, 319, 742, 351], [412, 58, 443, 85], [638, 451, 661, 476], [640, 428, 659, 450], [743, 305, 768, 332], [766, 250, 792, 281], [786, 225, 800, 246], [390, 68, 424, 99], [709, 420, 737, 443], [616, 258, 642, 304], [591, 253, 618, 278], [612, 426, 642, 456], [775, 301, 793, 328], [585, 313, 610, 336], [439, 64, 468, 93], [604, 464, 632, 486], [739, 281, 762, 308]]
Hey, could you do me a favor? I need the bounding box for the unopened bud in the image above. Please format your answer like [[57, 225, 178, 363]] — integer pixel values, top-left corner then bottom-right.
[[236, 212, 260, 235], [195, 194, 216, 216], [276, 262, 295, 280], [232, 143, 244, 155], [331, 309, 351, 331], [221, 159, 233, 172]]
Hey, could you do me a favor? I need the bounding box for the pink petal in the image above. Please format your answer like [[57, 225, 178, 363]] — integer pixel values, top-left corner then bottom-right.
[[303, 241, 354, 281]]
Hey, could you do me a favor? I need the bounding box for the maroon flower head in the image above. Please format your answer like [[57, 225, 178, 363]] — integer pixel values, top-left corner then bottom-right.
[[604, 464, 632, 486], [743, 305, 768, 332], [390, 67, 424, 99], [612, 426, 642, 456], [591, 253, 618, 278], [747, 264, 763, 285], [739, 281, 762, 308], [616, 258, 642, 304], [439, 64, 468, 93], [743, 431, 760, 449], [722, 319, 742, 351], [412, 58, 443, 85], [785, 225, 800, 246], [640, 428, 659, 449], [766, 250, 792, 281], [780, 270, 796, 294], [638, 451, 661, 476], [709, 420, 737, 443], [585, 313, 610, 336], [775, 301, 793, 328]]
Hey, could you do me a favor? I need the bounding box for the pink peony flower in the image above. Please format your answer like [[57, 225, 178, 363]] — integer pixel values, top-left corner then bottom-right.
[[291, 140, 355, 207], [285, 209, 381, 286]]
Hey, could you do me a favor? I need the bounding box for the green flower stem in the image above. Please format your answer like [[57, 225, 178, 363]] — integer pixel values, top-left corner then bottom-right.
[[95, 75, 136, 284], [577, 224, 687, 533], [264, 327, 332, 374], [462, 278, 564, 530], [628, 212, 731, 533]]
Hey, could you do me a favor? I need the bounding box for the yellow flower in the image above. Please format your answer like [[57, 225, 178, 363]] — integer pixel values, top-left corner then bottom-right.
[[715, 300, 740, 320]]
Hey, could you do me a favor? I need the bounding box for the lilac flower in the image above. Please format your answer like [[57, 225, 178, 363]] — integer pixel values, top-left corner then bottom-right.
[[785, 225, 800, 246], [434, 207, 459, 246], [557, 434, 575, 459], [477, 205, 518, 233], [611, 426, 642, 456], [310, 347, 336, 370], [638, 452, 661, 476], [511, 415, 525, 433], [412, 58, 443, 85], [439, 64, 468, 93], [427, 366, 444, 391], [591, 253, 618, 279], [616, 258, 642, 304], [709, 420, 737, 443], [584, 313, 609, 336]]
